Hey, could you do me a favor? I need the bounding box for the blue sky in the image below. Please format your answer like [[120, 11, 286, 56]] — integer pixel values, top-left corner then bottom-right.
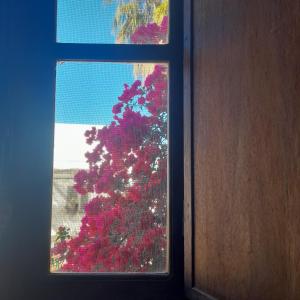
[[57, 0, 117, 44], [55, 1, 134, 125], [55, 62, 134, 125]]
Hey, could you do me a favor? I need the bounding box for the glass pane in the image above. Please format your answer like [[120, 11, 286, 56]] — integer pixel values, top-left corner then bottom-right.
[[57, 0, 169, 44], [50, 62, 169, 273]]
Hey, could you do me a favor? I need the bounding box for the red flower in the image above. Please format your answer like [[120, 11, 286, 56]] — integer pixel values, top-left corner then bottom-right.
[[53, 60, 168, 272], [130, 17, 169, 44], [112, 102, 123, 114], [137, 97, 145, 105]]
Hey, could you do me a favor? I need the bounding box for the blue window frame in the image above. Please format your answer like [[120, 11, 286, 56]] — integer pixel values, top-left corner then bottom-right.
[[0, 1, 183, 299]]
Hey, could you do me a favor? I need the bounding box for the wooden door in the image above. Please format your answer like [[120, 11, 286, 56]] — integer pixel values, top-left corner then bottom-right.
[[185, 1, 300, 299]]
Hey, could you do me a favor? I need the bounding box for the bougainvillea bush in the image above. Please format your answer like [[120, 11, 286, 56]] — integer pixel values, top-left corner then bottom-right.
[[130, 16, 168, 44], [51, 6, 169, 272], [51, 63, 168, 272]]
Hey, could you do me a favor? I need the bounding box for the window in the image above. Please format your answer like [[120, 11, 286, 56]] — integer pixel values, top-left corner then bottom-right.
[[50, 61, 169, 274], [56, 0, 169, 44], [0, 1, 183, 299]]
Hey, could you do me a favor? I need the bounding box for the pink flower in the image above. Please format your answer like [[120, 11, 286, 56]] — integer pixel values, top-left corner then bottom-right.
[[84, 127, 97, 144], [52, 62, 168, 273], [112, 102, 123, 114], [137, 97, 145, 105], [130, 17, 169, 44], [160, 16, 168, 34], [118, 80, 142, 103]]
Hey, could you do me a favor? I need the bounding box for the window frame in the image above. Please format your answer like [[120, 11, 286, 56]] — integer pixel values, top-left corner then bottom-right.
[[0, 1, 183, 299]]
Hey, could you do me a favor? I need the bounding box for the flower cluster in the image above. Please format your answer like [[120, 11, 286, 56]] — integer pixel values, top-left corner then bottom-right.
[[51, 9, 170, 272], [130, 16, 168, 44], [52, 63, 168, 272]]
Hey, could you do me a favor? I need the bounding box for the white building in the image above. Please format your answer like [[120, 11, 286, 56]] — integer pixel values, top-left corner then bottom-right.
[[51, 123, 101, 244]]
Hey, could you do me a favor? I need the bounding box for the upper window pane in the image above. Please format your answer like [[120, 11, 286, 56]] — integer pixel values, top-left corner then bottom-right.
[[57, 0, 169, 44]]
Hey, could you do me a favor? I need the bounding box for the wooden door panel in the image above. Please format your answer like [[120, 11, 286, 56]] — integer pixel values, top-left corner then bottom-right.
[[185, 1, 300, 299]]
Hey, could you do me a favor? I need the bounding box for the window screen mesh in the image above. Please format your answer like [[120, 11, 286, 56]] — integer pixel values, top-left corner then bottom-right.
[[50, 62, 169, 273], [57, 0, 169, 44]]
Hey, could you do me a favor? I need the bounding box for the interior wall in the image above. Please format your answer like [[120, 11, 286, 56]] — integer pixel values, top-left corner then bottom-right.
[[186, 1, 300, 299]]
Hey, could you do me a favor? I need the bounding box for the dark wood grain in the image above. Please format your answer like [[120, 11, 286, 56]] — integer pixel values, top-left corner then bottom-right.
[[188, 0, 300, 299], [186, 288, 218, 300], [184, 0, 193, 290]]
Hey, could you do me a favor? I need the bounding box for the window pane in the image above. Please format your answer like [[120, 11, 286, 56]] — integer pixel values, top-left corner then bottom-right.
[[57, 0, 169, 44], [50, 62, 169, 273]]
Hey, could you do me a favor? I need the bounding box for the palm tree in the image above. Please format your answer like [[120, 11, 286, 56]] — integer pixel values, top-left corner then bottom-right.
[[103, 0, 168, 78], [104, 0, 164, 43]]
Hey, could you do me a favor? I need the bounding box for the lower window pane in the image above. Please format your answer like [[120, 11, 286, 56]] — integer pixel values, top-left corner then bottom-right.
[[50, 62, 169, 273]]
